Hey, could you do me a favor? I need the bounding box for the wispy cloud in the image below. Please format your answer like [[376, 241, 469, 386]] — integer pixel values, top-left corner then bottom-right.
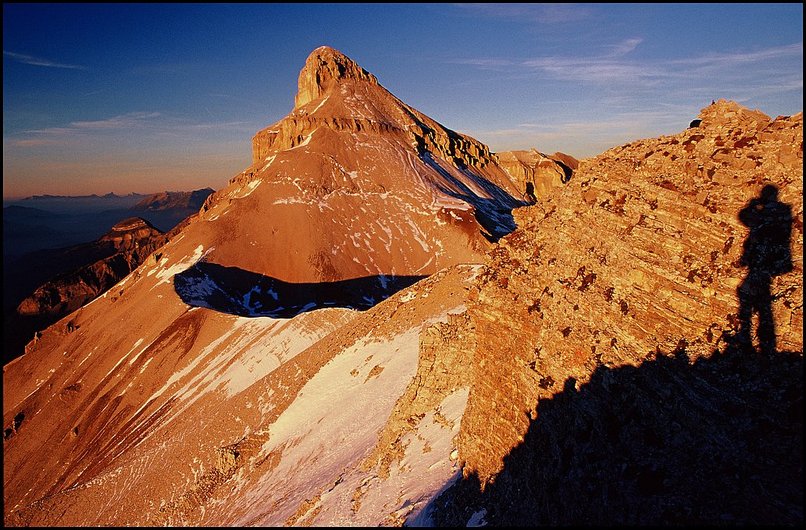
[[24, 112, 162, 136], [8, 111, 255, 148], [3, 50, 86, 70], [605, 38, 644, 57], [669, 42, 803, 68], [7, 138, 64, 148], [451, 37, 656, 84], [451, 40, 803, 91], [70, 112, 163, 130], [454, 3, 593, 24], [468, 107, 691, 158], [521, 56, 661, 84]]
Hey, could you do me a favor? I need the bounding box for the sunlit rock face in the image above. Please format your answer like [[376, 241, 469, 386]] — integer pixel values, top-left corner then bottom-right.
[[433, 100, 802, 526], [201, 45, 528, 289], [496, 149, 578, 200], [2, 46, 528, 526]]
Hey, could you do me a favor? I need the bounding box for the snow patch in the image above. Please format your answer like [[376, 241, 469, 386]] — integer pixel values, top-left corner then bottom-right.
[[239, 328, 422, 525], [289, 128, 317, 150], [261, 155, 276, 171], [151, 245, 212, 290], [310, 95, 329, 114], [399, 290, 417, 303], [466, 509, 488, 527]]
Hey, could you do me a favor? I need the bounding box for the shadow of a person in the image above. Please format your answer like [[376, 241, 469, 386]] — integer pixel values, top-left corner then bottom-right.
[[524, 182, 537, 204], [736, 184, 793, 354]]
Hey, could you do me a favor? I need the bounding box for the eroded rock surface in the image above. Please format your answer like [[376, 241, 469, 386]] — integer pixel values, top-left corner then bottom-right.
[[430, 100, 803, 526]]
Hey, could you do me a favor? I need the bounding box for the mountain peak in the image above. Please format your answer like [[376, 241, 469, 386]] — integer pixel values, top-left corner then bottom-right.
[[295, 46, 378, 108]]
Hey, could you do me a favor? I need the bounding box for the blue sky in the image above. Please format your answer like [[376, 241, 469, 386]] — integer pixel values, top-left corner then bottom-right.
[[3, 3, 802, 198]]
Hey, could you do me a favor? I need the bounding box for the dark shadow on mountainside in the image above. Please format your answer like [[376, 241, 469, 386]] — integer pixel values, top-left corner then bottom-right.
[[735, 184, 793, 355], [420, 153, 528, 242], [421, 340, 803, 526], [174, 261, 426, 318]]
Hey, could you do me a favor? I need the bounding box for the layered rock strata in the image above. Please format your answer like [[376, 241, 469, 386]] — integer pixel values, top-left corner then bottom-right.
[[434, 100, 803, 525]]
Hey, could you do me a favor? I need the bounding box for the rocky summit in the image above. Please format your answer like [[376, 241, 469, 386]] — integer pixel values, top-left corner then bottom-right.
[[2, 46, 802, 528]]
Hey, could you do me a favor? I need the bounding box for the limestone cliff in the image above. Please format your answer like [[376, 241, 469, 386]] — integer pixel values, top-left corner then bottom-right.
[[198, 45, 526, 291], [251, 46, 500, 175]]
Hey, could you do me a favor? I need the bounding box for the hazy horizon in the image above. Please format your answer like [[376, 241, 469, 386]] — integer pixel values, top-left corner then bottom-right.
[[3, 3, 803, 198], [2, 187, 215, 203]]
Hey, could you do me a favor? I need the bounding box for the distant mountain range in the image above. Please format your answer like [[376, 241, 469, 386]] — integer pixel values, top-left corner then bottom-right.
[[133, 188, 215, 211], [3, 187, 214, 258], [20, 192, 145, 201]]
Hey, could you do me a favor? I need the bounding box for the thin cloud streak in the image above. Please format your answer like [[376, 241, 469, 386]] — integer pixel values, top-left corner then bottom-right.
[[22, 112, 162, 136], [451, 41, 803, 87], [454, 3, 593, 24], [69, 112, 163, 130], [15, 112, 254, 144], [3, 50, 87, 70], [669, 42, 803, 67], [605, 38, 644, 57]]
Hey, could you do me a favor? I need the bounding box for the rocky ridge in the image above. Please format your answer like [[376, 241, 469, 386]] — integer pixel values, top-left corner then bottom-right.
[[429, 99, 803, 525], [133, 188, 214, 212], [2, 45, 801, 529], [2, 46, 529, 526]]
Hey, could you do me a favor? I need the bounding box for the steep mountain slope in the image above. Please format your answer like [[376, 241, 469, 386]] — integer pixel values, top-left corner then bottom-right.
[[428, 100, 803, 525], [3, 46, 527, 526], [5, 44, 800, 525]]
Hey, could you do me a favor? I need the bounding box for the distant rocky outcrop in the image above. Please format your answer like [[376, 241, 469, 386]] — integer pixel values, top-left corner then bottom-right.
[[431, 99, 803, 525], [496, 149, 578, 201], [3, 217, 177, 361], [17, 217, 165, 312]]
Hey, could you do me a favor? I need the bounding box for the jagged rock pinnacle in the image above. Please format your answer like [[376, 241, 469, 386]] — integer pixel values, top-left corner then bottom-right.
[[295, 46, 378, 108]]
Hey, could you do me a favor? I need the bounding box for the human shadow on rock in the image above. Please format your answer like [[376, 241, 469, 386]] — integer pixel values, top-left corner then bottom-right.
[[736, 184, 793, 354], [174, 261, 425, 318], [424, 340, 803, 526]]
